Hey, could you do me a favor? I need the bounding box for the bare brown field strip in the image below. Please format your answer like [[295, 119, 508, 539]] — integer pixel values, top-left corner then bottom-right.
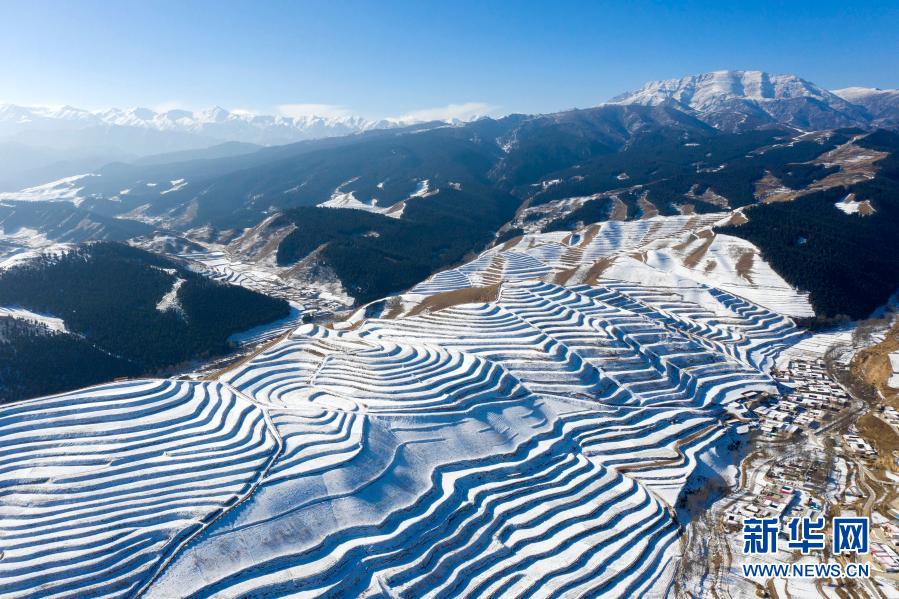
[[583, 257, 617, 285], [406, 283, 502, 317], [609, 196, 628, 220], [683, 229, 715, 268], [735, 249, 755, 284]]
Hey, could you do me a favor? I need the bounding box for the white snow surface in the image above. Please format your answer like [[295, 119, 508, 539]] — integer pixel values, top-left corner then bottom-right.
[[0, 104, 395, 146], [407, 213, 813, 318], [159, 179, 187, 195], [889, 353, 899, 389], [835, 197, 861, 214], [155, 277, 185, 314], [0, 174, 97, 205], [0, 241, 73, 271], [319, 178, 437, 219], [607, 70, 841, 110], [832, 86, 899, 103], [0, 212, 824, 598], [0, 306, 67, 332]]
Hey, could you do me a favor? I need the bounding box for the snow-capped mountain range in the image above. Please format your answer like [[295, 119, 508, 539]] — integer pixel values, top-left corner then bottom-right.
[[606, 70, 897, 132], [4, 70, 897, 149], [0, 104, 406, 191], [832, 86, 899, 128], [2, 70, 897, 193], [0, 104, 395, 146]]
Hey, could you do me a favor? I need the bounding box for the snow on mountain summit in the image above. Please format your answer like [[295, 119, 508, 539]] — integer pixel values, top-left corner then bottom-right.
[[608, 70, 834, 108], [0, 103, 397, 146], [606, 70, 871, 132], [833, 86, 899, 127]]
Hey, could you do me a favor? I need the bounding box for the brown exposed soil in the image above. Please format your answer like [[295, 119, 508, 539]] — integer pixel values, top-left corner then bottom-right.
[[755, 171, 793, 203], [385, 201, 405, 216], [644, 220, 664, 240], [638, 195, 659, 219], [406, 284, 501, 317], [583, 257, 616, 285], [683, 229, 715, 269], [553, 267, 579, 285], [857, 413, 899, 455], [382, 296, 406, 319], [578, 223, 603, 247], [685, 184, 730, 208], [735, 249, 755, 284], [851, 320, 899, 408], [609, 197, 628, 221], [811, 141, 888, 187], [499, 235, 524, 251], [857, 200, 876, 216], [672, 233, 698, 252], [756, 140, 888, 204]]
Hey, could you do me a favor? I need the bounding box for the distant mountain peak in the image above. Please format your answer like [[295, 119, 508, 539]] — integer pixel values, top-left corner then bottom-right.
[[832, 86, 899, 128], [606, 70, 872, 132], [608, 70, 824, 106], [0, 103, 400, 147]]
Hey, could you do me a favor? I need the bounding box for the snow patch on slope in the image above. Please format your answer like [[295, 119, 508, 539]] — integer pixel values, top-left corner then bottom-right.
[[155, 277, 185, 315], [888, 353, 899, 388], [0, 306, 67, 333], [0, 174, 98, 206], [160, 179, 187, 195], [319, 178, 437, 220]]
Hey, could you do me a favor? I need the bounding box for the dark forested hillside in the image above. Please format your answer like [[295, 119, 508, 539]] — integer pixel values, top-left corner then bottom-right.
[[276, 185, 520, 304], [38, 104, 723, 231], [718, 131, 899, 319], [526, 128, 858, 212], [0, 319, 139, 403], [3, 101, 896, 329], [0, 243, 289, 402]]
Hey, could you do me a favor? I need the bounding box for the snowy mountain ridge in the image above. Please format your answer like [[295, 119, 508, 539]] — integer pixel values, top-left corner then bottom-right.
[[608, 70, 840, 108], [832, 86, 899, 128], [0, 103, 399, 146], [605, 70, 886, 132]]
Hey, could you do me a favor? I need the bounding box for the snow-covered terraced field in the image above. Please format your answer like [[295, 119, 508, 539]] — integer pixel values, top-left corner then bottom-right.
[[177, 249, 351, 310], [408, 214, 813, 318], [0, 380, 277, 598], [178, 251, 302, 297], [138, 278, 792, 598], [0, 214, 812, 598]]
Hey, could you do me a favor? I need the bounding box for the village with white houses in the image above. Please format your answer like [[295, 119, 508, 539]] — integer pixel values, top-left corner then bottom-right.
[[714, 346, 899, 588]]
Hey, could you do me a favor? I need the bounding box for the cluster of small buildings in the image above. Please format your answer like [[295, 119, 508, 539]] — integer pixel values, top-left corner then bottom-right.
[[883, 406, 899, 428], [872, 542, 899, 573], [723, 483, 798, 527], [722, 477, 824, 534], [844, 428, 879, 459], [752, 359, 851, 436], [880, 521, 899, 549]]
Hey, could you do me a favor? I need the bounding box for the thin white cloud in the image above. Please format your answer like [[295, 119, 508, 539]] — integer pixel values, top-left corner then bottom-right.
[[277, 103, 353, 119], [389, 102, 496, 124]]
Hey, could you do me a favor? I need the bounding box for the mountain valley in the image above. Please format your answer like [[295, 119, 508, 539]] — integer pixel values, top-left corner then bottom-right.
[[2, 69, 899, 597]]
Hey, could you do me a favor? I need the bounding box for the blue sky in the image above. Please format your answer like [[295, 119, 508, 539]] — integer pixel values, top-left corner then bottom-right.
[[1, 0, 896, 119]]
